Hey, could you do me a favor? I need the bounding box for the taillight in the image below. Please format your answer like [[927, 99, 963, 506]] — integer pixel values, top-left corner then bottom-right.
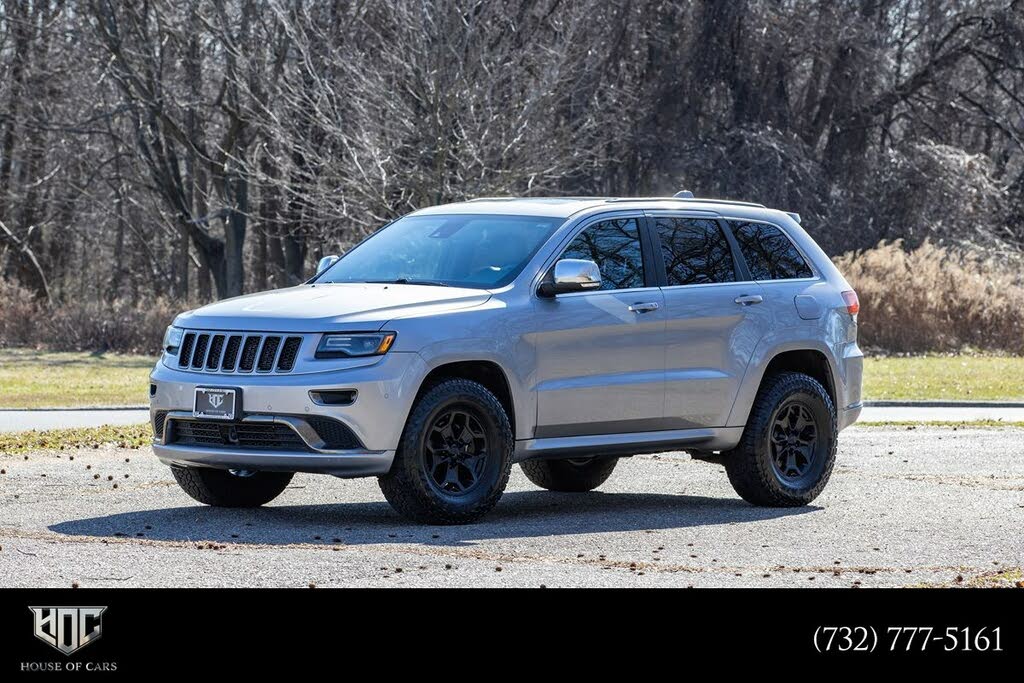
[[841, 290, 860, 316]]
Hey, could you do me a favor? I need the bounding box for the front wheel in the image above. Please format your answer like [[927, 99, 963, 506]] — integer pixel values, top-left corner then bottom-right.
[[378, 378, 514, 524], [723, 371, 836, 507], [171, 466, 293, 507], [520, 457, 618, 492]]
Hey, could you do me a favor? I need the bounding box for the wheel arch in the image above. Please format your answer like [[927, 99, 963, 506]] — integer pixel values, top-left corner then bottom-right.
[[728, 341, 840, 427], [761, 350, 836, 409], [411, 360, 517, 436]]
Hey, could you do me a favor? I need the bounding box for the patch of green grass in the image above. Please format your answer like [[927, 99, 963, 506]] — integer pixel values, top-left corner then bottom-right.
[[864, 355, 1024, 401], [0, 424, 150, 454], [0, 349, 155, 408], [1, 348, 1023, 407]]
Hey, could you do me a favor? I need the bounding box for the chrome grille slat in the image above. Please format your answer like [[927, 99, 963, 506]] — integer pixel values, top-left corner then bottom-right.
[[178, 333, 195, 368], [257, 336, 282, 372], [221, 335, 242, 371], [239, 336, 261, 372], [271, 337, 286, 370], [206, 334, 226, 370], [276, 337, 302, 372], [172, 330, 305, 375], [191, 334, 210, 368]]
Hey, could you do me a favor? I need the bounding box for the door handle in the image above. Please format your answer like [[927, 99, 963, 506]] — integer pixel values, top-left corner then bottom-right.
[[734, 294, 764, 306], [628, 302, 660, 313]]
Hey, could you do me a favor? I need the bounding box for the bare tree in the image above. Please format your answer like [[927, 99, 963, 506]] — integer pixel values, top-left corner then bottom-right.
[[0, 0, 1022, 346]]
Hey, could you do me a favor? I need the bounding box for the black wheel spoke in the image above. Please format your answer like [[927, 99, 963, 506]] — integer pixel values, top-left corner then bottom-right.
[[457, 463, 477, 489], [771, 425, 788, 444], [769, 401, 819, 482], [797, 425, 816, 444]]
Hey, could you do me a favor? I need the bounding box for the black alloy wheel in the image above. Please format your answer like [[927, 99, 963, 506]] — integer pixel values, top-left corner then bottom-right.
[[768, 400, 820, 485], [423, 407, 490, 498], [378, 378, 513, 524], [723, 371, 837, 507]]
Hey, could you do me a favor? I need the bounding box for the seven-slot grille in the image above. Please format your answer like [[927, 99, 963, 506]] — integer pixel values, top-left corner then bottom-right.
[[176, 332, 303, 374]]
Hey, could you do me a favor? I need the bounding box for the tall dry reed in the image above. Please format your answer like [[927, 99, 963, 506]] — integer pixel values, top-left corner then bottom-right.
[[834, 240, 1024, 353]]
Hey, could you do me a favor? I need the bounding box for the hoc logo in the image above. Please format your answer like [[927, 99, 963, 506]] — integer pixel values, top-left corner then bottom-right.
[[29, 607, 107, 655], [208, 393, 224, 408]]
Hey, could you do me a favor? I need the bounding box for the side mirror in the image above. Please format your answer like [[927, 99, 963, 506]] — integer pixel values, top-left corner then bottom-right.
[[316, 255, 340, 276], [538, 259, 602, 297]]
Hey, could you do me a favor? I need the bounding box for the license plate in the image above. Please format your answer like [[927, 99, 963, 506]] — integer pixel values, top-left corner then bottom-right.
[[194, 387, 237, 420]]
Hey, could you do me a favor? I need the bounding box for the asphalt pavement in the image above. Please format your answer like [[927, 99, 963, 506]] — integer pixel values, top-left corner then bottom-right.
[[1, 426, 1021, 587], [0, 408, 149, 433]]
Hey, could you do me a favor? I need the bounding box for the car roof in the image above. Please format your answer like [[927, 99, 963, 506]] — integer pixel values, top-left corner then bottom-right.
[[410, 196, 791, 222]]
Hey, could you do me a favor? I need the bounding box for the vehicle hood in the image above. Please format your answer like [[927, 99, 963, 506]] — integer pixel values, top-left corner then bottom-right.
[[175, 283, 491, 332]]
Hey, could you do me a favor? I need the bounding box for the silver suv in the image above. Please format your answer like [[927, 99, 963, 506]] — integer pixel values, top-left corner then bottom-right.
[[150, 194, 863, 523]]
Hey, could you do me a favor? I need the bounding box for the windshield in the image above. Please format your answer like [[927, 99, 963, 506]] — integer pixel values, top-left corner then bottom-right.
[[316, 214, 563, 289]]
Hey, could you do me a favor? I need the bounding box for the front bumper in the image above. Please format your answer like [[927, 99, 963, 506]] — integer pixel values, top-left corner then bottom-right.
[[149, 352, 426, 476], [152, 443, 396, 477]]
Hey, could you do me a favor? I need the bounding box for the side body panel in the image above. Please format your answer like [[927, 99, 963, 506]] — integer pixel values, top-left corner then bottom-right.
[[660, 281, 771, 428], [530, 287, 667, 437]]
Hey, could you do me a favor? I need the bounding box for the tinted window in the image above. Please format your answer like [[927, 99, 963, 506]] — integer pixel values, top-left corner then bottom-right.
[[318, 214, 562, 289], [655, 217, 736, 286], [730, 221, 813, 280], [561, 218, 645, 291]]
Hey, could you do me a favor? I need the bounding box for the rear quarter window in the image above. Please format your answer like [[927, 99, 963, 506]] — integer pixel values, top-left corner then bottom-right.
[[729, 221, 814, 280]]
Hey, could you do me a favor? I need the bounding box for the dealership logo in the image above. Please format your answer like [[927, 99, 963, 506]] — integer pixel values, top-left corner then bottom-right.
[[29, 607, 106, 655], [208, 393, 224, 408]]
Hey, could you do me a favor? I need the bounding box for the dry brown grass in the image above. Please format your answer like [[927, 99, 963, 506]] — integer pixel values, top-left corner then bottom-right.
[[835, 241, 1024, 353], [0, 279, 177, 354]]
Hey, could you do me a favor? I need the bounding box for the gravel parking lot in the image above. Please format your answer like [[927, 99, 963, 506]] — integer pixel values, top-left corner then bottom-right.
[[0, 426, 1021, 588]]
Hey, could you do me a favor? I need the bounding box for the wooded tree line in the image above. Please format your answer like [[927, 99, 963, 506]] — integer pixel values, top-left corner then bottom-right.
[[1, 0, 1023, 308]]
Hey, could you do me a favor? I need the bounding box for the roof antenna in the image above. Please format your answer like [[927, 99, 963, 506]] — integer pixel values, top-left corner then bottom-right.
[[673, 190, 695, 199]]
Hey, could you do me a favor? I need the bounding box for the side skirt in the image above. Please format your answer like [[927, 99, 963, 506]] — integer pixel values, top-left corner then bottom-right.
[[514, 427, 744, 462]]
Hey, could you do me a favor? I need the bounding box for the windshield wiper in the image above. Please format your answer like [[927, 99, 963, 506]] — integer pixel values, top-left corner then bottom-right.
[[366, 278, 451, 287]]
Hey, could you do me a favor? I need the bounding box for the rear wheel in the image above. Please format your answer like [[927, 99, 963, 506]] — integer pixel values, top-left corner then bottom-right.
[[171, 466, 293, 507], [520, 456, 618, 492], [724, 371, 836, 506], [378, 378, 513, 524]]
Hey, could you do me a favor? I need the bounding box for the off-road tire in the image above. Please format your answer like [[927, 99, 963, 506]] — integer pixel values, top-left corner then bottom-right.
[[723, 371, 836, 507], [378, 379, 514, 524], [171, 466, 293, 507], [520, 457, 618, 492]]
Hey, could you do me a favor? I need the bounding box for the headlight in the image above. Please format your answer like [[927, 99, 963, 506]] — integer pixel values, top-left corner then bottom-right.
[[163, 326, 184, 353], [316, 332, 396, 359]]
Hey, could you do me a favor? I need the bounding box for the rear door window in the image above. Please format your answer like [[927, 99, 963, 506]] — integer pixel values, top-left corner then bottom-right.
[[654, 217, 737, 286], [729, 221, 814, 280]]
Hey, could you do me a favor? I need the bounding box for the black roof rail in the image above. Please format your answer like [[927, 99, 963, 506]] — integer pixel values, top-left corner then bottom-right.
[[461, 194, 769, 209], [605, 196, 767, 209]]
